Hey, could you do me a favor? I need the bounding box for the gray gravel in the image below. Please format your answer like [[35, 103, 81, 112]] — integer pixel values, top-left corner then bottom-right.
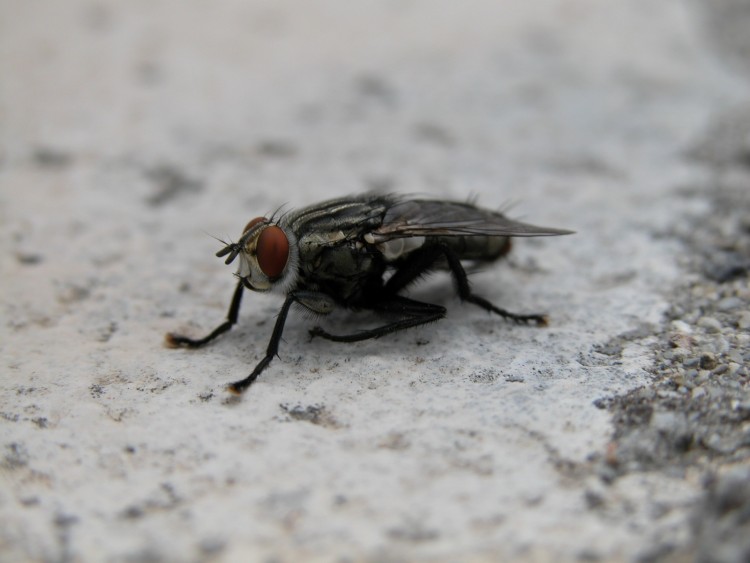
[[599, 108, 750, 562]]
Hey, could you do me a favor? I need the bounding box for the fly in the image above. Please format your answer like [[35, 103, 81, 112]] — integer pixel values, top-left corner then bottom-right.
[[166, 193, 573, 393]]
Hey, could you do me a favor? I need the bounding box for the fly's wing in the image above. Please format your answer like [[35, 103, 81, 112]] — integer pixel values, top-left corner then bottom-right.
[[368, 199, 573, 243]]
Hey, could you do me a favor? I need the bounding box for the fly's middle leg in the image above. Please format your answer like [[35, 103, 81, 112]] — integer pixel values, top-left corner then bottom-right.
[[309, 296, 445, 342]]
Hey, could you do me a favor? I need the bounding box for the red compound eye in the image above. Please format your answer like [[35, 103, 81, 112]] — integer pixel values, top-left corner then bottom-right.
[[256, 225, 289, 278], [243, 217, 267, 234]]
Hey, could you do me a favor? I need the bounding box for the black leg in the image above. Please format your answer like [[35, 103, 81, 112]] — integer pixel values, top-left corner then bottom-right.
[[227, 293, 299, 394], [165, 280, 244, 348], [309, 296, 445, 342], [440, 243, 548, 326], [386, 242, 547, 326], [382, 243, 445, 296]]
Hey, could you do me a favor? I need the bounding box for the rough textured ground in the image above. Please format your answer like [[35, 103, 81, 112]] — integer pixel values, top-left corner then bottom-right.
[[2, 1, 750, 561]]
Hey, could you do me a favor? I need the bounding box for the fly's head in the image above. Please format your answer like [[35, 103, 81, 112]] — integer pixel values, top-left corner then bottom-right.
[[216, 217, 298, 293]]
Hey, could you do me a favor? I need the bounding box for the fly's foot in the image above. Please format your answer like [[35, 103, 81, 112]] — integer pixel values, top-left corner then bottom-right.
[[508, 313, 548, 327], [226, 381, 246, 395], [462, 293, 548, 327], [226, 356, 273, 394], [165, 332, 199, 348]]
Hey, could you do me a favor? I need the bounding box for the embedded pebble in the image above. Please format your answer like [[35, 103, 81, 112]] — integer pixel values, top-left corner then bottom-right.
[[671, 320, 693, 333], [712, 364, 729, 376], [698, 316, 722, 333], [717, 297, 742, 312], [684, 357, 700, 369], [699, 353, 718, 371]]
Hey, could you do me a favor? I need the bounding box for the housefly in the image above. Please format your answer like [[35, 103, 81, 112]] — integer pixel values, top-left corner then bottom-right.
[[166, 193, 572, 393]]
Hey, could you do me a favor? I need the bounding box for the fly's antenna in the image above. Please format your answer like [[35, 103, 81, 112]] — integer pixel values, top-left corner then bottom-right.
[[216, 242, 241, 264], [204, 232, 242, 265]]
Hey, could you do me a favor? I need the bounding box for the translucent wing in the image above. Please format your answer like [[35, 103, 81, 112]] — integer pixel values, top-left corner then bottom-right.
[[368, 199, 573, 243]]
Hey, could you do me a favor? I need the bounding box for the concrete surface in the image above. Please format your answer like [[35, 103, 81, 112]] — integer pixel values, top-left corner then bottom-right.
[[1, 0, 749, 561]]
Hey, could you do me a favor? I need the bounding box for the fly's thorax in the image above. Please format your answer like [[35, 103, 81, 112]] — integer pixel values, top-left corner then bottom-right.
[[234, 217, 299, 293], [298, 229, 347, 254]]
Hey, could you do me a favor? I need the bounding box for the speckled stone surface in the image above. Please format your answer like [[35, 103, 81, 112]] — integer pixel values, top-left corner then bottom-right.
[[2, 1, 749, 561]]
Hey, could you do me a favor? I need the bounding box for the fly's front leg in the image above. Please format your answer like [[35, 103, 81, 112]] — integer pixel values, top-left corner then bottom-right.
[[165, 280, 244, 348], [228, 291, 335, 394], [309, 296, 446, 342]]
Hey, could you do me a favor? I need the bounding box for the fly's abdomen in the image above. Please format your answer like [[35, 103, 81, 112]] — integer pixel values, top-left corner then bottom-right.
[[375, 234, 512, 266], [438, 235, 512, 262]]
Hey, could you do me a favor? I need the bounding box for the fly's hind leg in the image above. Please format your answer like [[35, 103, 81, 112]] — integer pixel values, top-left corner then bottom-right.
[[440, 243, 548, 326], [165, 280, 244, 348], [309, 296, 445, 342], [384, 242, 547, 326]]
